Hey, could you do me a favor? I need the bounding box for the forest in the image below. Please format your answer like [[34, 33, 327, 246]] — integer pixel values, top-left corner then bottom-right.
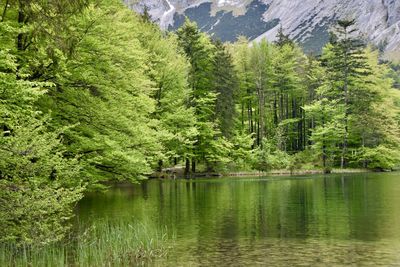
[[1, 0, 400, 262]]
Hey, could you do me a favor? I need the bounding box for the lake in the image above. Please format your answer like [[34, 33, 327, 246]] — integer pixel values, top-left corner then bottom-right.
[[77, 172, 400, 266]]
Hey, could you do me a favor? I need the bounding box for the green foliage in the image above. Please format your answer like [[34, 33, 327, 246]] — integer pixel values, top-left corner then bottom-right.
[[1, 0, 400, 251], [136, 23, 196, 167], [227, 131, 255, 171], [39, 1, 161, 182], [288, 149, 320, 171], [388, 62, 400, 89], [176, 19, 234, 172], [356, 145, 400, 170], [177, 19, 215, 103], [213, 40, 238, 138], [232, 20, 400, 171], [75, 220, 169, 266], [0, 38, 83, 245], [303, 96, 345, 169], [253, 140, 291, 171], [2, 0, 200, 184], [0, 219, 170, 266], [0, 182, 83, 245], [301, 21, 400, 170]]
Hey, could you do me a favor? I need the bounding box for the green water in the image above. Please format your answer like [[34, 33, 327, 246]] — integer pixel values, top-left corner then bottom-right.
[[77, 172, 400, 266]]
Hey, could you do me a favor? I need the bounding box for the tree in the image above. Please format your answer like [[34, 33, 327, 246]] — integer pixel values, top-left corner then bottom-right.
[[304, 23, 400, 170], [249, 40, 272, 147], [323, 19, 371, 168], [0, 46, 83, 245], [37, 1, 165, 183], [352, 49, 400, 169], [274, 26, 294, 47], [303, 91, 345, 172], [212, 40, 238, 139], [232, 36, 256, 142], [136, 20, 197, 171], [271, 43, 305, 152], [176, 19, 228, 174], [141, 5, 152, 23]]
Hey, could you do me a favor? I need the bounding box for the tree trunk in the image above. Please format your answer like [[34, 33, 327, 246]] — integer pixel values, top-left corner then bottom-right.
[[258, 88, 265, 147], [341, 122, 348, 169], [241, 101, 244, 129], [341, 28, 350, 169], [323, 143, 327, 170], [191, 160, 196, 174], [273, 93, 278, 126], [322, 112, 328, 172], [157, 160, 163, 172], [248, 99, 253, 135], [280, 92, 284, 123], [185, 158, 190, 179], [362, 134, 367, 168], [256, 108, 260, 146], [1, 0, 9, 22], [17, 4, 26, 51]]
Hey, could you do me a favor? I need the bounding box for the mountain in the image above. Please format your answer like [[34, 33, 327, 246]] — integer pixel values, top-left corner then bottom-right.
[[126, 0, 400, 58]]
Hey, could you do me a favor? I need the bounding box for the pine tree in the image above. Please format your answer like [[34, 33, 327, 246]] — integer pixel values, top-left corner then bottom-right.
[[324, 19, 371, 168], [213, 40, 238, 139], [274, 26, 294, 47], [141, 5, 152, 23], [353, 49, 400, 169]]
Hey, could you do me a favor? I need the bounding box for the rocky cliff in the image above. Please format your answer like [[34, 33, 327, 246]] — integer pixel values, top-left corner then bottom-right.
[[127, 0, 400, 58]]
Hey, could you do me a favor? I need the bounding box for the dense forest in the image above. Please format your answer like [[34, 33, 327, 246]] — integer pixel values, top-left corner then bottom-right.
[[1, 0, 400, 250]]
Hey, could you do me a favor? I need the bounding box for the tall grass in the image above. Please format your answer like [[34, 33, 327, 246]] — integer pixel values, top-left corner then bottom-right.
[[75, 220, 170, 266], [0, 219, 171, 266]]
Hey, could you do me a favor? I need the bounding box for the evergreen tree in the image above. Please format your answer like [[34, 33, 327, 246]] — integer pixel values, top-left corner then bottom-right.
[[304, 21, 400, 170], [323, 19, 371, 168], [274, 26, 294, 47], [353, 49, 400, 169], [302, 56, 325, 146], [213, 40, 238, 139], [141, 5, 152, 23]]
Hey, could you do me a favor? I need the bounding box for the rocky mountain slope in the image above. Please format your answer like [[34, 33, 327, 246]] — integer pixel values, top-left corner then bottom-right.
[[126, 0, 400, 58]]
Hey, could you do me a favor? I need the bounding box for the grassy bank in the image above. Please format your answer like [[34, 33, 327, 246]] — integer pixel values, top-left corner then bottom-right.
[[0, 220, 170, 267]]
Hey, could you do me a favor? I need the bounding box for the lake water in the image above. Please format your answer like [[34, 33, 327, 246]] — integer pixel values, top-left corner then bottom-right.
[[77, 172, 400, 266]]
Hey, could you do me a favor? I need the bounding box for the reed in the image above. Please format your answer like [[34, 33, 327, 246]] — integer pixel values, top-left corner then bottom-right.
[[0, 219, 170, 266]]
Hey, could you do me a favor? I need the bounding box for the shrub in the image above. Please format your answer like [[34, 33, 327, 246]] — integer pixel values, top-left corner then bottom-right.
[[253, 141, 291, 171]]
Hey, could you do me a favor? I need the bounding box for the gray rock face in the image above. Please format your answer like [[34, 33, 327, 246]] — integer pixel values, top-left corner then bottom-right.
[[129, 0, 400, 58]]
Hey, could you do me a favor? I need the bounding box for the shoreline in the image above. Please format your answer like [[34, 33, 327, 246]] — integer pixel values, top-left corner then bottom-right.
[[224, 168, 371, 177], [150, 168, 376, 179]]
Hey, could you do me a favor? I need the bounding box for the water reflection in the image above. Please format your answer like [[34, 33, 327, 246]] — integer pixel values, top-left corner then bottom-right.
[[77, 172, 400, 265]]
